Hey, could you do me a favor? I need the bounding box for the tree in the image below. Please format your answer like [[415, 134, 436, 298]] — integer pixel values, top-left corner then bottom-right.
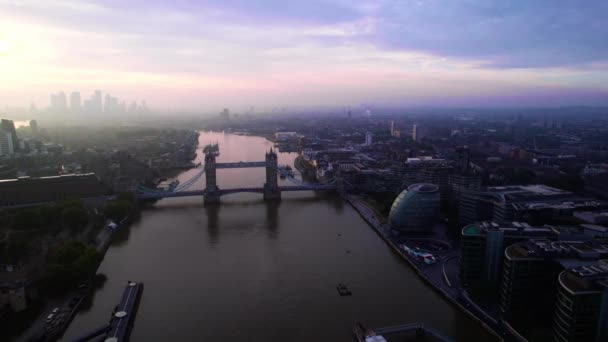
[[44, 241, 101, 291], [104, 200, 132, 222], [62, 206, 89, 230], [13, 209, 40, 230]]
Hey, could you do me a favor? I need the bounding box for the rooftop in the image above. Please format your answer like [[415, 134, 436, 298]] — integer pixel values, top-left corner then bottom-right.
[[0, 173, 97, 183], [560, 260, 608, 292], [462, 221, 555, 237], [506, 239, 608, 260], [407, 183, 439, 193]]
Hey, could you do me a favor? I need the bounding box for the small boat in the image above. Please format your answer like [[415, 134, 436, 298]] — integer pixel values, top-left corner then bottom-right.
[[337, 283, 352, 296]]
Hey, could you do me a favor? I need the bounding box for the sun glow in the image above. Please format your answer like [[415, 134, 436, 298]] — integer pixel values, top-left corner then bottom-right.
[[0, 39, 16, 56]]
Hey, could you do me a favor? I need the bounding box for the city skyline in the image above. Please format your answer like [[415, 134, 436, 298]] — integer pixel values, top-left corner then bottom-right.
[[0, 1, 607, 109]]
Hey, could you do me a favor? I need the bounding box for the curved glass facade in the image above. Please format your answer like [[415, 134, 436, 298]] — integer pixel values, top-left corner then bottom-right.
[[389, 183, 440, 232]]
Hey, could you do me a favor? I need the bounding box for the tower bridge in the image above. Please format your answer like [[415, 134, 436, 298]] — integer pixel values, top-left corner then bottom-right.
[[136, 144, 340, 204]]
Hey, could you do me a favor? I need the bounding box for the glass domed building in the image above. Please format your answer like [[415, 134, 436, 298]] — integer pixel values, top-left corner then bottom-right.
[[389, 183, 440, 232]]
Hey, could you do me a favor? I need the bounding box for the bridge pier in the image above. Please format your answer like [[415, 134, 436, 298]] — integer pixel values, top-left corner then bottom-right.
[[204, 190, 221, 205], [263, 149, 281, 201], [204, 144, 221, 204], [263, 186, 281, 200]]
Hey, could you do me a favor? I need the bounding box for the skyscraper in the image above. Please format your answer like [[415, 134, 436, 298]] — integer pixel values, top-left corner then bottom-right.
[[0, 119, 18, 151], [70, 91, 81, 113], [365, 132, 373, 146], [93, 90, 102, 113], [50, 91, 68, 112], [29, 120, 38, 135], [413, 124, 426, 141], [0, 130, 14, 156], [104, 94, 118, 113]]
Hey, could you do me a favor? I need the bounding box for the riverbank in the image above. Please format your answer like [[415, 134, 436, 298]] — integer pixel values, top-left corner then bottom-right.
[[342, 194, 507, 342], [21, 209, 137, 342]]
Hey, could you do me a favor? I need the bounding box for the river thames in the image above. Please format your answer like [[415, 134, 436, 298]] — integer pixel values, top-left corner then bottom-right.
[[61, 131, 493, 341]]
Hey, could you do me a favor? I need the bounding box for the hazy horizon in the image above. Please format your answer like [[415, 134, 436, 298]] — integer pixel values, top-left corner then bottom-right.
[[1, 1, 608, 110]]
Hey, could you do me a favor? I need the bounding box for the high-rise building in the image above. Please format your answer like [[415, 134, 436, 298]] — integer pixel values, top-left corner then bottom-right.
[[50, 91, 68, 112], [29, 120, 38, 135], [500, 240, 608, 336], [412, 124, 427, 141], [553, 261, 608, 342], [104, 94, 118, 113], [0, 130, 14, 156], [365, 132, 373, 146], [220, 108, 230, 121], [448, 173, 481, 203], [460, 221, 556, 291], [420, 166, 451, 208], [93, 90, 102, 113], [70, 91, 81, 113], [389, 121, 401, 137], [458, 185, 606, 227], [0, 119, 18, 151]]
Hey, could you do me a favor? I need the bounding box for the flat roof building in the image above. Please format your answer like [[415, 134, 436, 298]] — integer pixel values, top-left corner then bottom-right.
[[0, 173, 107, 206], [459, 185, 606, 227], [460, 221, 556, 292], [554, 261, 608, 342], [500, 239, 608, 336]]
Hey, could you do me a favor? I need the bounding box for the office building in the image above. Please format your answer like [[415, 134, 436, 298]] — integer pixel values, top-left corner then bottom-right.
[[390, 121, 401, 137], [448, 173, 481, 204], [0, 119, 18, 151], [553, 261, 608, 342], [460, 221, 556, 291], [500, 240, 608, 333], [93, 90, 102, 113], [50, 91, 68, 112], [70, 91, 81, 112], [459, 185, 606, 227], [389, 183, 440, 233], [365, 132, 373, 146], [420, 166, 451, 207], [412, 124, 426, 141], [29, 120, 38, 135], [0, 130, 14, 156], [0, 173, 106, 206], [104, 94, 119, 113]]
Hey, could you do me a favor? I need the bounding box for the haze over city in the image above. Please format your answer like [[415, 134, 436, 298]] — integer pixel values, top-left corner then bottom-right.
[[4, 2, 608, 342], [1, 0, 608, 110]]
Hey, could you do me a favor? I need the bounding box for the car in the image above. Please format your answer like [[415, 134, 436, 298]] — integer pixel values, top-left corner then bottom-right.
[[46, 314, 55, 322], [52, 307, 59, 314]]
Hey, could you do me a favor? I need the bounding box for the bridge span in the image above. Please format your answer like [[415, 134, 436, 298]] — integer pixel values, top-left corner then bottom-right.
[[137, 185, 338, 200], [136, 144, 340, 204]]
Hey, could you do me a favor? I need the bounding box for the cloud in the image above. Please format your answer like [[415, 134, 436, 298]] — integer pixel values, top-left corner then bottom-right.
[[1, 0, 608, 108], [369, 0, 608, 68]]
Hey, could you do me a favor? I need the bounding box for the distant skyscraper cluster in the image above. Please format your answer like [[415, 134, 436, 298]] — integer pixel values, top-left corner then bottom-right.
[[49, 90, 147, 115], [0, 119, 18, 156]]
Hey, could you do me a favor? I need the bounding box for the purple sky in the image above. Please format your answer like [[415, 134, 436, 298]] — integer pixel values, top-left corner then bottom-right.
[[1, 0, 607, 109]]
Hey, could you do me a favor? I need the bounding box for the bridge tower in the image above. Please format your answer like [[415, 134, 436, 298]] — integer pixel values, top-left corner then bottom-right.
[[263, 148, 281, 200], [204, 144, 220, 204]]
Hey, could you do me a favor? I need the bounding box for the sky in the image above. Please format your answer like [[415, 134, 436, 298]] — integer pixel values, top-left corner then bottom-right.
[[1, 0, 608, 110]]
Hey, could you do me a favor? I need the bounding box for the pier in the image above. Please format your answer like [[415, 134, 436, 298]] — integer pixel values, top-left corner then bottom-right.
[[73, 281, 143, 342]]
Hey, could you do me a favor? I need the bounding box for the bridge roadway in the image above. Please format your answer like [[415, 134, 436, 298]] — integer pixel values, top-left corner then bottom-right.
[[214, 161, 267, 169], [137, 185, 337, 200]]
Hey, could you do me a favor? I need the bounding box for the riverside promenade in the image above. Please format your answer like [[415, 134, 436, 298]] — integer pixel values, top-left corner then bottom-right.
[[343, 194, 516, 342]]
